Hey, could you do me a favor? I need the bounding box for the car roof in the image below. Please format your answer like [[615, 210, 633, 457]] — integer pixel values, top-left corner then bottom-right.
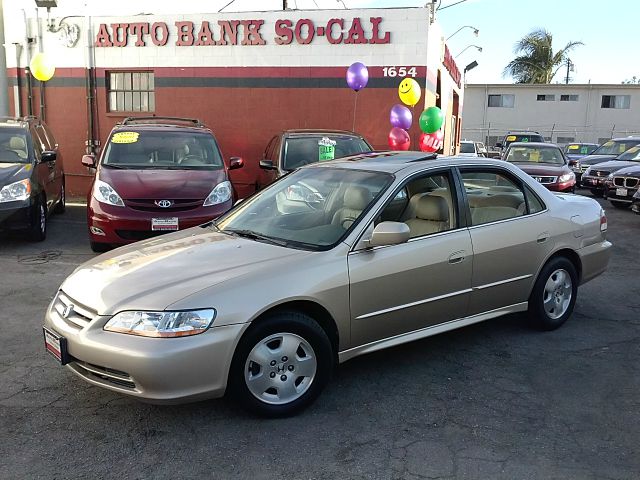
[[506, 131, 542, 135], [306, 151, 518, 174], [0, 116, 37, 128], [609, 136, 640, 141], [508, 142, 560, 148], [283, 129, 363, 137]]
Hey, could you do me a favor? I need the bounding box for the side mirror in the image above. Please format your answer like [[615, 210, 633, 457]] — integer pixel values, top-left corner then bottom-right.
[[41, 151, 57, 163], [229, 156, 244, 170], [81, 154, 96, 168], [367, 221, 410, 247], [260, 159, 276, 170]]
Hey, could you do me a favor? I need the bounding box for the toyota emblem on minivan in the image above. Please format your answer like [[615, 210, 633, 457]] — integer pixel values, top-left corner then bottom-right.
[[155, 200, 173, 208]]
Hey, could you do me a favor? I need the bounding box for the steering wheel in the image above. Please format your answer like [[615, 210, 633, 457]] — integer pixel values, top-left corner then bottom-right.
[[341, 217, 357, 229], [178, 155, 203, 165]]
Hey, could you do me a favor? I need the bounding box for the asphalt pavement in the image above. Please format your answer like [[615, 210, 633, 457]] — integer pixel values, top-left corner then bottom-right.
[[0, 194, 638, 480]]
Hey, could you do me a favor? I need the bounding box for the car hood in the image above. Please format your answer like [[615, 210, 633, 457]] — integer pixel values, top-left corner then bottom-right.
[[566, 154, 589, 160], [0, 162, 30, 186], [587, 160, 640, 172], [457, 152, 478, 157], [511, 163, 570, 176], [98, 167, 227, 200], [60, 227, 311, 315], [579, 154, 619, 166], [609, 164, 640, 178]]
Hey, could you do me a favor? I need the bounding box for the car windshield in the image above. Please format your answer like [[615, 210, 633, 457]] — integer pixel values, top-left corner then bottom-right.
[[460, 142, 475, 153], [215, 167, 392, 250], [282, 135, 371, 171], [102, 130, 224, 170], [616, 146, 640, 162], [592, 140, 639, 156], [0, 128, 29, 164], [565, 144, 597, 155], [505, 134, 543, 146], [506, 146, 564, 165]]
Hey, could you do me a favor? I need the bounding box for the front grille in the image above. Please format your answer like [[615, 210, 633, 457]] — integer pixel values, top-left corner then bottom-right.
[[72, 361, 136, 390], [125, 199, 202, 213], [613, 177, 639, 188], [51, 291, 96, 330], [592, 170, 610, 177], [115, 229, 170, 241], [532, 176, 557, 184]]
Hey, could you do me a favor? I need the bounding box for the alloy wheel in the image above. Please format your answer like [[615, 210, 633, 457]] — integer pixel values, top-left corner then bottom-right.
[[543, 268, 572, 319]]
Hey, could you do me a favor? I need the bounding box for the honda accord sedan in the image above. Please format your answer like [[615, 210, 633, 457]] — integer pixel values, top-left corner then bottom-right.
[[43, 153, 611, 417]]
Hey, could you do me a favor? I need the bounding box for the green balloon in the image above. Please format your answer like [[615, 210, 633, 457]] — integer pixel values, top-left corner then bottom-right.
[[419, 106, 444, 134]]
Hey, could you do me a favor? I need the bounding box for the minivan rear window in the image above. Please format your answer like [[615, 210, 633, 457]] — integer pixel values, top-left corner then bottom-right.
[[102, 131, 224, 170]]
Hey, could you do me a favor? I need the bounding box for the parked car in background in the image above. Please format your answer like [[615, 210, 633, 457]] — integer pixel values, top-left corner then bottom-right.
[[582, 145, 640, 196], [497, 131, 545, 156], [44, 152, 611, 417], [82, 117, 243, 252], [564, 143, 599, 185], [503, 142, 575, 192], [459, 140, 487, 157], [603, 163, 640, 209], [577, 137, 640, 175], [631, 188, 640, 214], [258, 129, 372, 188], [486, 146, 502, 159], [0, 116, 64, 241]]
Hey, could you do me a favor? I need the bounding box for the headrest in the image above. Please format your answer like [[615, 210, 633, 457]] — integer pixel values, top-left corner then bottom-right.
[[9, 137, 26, 151], [415, 195, 448, 222], [343, 186, 371, 210]]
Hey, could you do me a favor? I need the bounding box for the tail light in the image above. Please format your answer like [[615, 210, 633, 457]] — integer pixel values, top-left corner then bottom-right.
[[600, 209, 607, 232]]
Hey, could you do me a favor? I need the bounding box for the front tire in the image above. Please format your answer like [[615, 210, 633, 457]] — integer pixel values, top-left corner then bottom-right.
[[90, 241, 111, 253], [528, 257, 578, 331], [228, 311, 333, 417], [54, 178, 65, 214], [28, 197, 47, 242], [590, 188, 603, 197]]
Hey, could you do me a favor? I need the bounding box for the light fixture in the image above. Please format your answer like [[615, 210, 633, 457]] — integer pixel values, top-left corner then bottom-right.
[[446, 25, 479, 41], [34, 0, 80, 48], [455, 45, 482, 57], [464, 60, 478, 74]]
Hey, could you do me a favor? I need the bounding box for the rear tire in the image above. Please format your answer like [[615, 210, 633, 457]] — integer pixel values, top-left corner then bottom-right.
[[28, 197, 47, 242], [90, 241, 111, 253], [228, 311, 333, 417], [610, 201, 628, 209], [54, 178, 65, 214], [590, 188, 603, 197], [528, 257, 578, 331]]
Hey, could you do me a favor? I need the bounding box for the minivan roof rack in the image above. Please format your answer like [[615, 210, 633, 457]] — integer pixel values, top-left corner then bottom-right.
[[121, 116, 204, 127]]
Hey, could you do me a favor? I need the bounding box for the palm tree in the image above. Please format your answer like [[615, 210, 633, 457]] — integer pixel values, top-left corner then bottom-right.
[[503, 29, 583, 84]]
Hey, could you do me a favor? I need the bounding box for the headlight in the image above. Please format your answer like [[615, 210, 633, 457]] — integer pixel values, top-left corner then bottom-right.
[[558, 172, 575, 183], [0, 178, 30, 202], [203, 180, 232, 206], [104, 309, 216, 337], [93, 179, 124, 207], [607, 173, 614, 179]]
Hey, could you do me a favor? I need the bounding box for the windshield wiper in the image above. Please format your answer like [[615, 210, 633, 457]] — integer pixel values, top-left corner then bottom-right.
[[224, 229, 289, 247], [103, 163, 128, 169]]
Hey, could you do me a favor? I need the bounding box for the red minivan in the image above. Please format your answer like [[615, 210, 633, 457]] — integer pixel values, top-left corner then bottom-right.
[[82, 117, 243, 252]]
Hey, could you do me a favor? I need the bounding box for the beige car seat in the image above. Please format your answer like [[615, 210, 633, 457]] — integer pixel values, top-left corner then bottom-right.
[[405, 195, 449, 237], [332, 186, 372, 229]]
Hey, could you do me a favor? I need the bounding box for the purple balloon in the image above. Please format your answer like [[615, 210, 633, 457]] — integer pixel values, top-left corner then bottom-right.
[[390, 104, 413, 130], [346, 62, 369, 92]]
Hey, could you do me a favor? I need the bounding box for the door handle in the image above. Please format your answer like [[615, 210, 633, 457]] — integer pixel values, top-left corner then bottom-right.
[[448, 250, 466, 264], [536, 232, 550, 243]]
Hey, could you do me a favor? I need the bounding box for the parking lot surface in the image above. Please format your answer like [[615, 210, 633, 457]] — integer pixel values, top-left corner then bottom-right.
[[0, 194, 638, 480]]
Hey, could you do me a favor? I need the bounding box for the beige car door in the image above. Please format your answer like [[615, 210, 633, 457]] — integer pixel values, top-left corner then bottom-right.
[[458, 167, 554, 315], [348, 170, 473, 347]]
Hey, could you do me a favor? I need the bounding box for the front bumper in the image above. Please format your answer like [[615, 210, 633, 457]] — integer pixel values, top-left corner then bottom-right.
[[44, 291, 246, 403], [631, 200, 640, 214], [88, 198, 232, 245], [0, 198, 35, 231], [605, 185, 639, 204], [581, 175, 609, 190]]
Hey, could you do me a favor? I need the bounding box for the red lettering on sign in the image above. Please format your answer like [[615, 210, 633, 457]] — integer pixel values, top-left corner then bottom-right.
[[345, 18, 367, 44], [369, 17, 390, 44], [94, 23, 113, 47], [443, 45, 462, 88], [274, 19, 293, 45], [175, 21, 194, 46], [128, 23, 149, 47], [111, 23, 129, 47], [217, 20, 240, 46], [294, 19, 315, 45], [195, 21, 215, 46], [151, 22, 169, 46], [240, 20, 266, 46], [326, 18, 344, 44]]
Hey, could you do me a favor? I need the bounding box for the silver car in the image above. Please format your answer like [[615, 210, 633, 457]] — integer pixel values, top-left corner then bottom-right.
[[43, 153, 611, 416]]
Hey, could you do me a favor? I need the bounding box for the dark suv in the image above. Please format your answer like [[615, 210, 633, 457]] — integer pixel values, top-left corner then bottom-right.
[[82, 117, 243, 252], [497, 131, 545, 157], [258, 129, 372, 188], [0, 116, 64, 241]]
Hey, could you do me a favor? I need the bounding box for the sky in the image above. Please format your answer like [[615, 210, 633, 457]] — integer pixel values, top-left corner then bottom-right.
[[11, 0, 637, 85]]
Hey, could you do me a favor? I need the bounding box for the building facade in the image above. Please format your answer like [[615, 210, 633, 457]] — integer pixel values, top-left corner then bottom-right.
[[462, 83, 640, 147], [3, 4, 464, 198]]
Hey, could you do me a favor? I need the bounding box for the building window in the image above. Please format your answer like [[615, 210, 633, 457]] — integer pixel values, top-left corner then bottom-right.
[[560, 94, 579, 102], [556, 136, 575, 144], [108, 71, 155, 112], [488, 94, 515, 108], [601, 95, 630, 109], [536, 94, 555, 101]]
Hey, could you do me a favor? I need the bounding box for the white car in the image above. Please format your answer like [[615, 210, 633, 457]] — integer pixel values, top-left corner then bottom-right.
[[459, 141, 486, 157]]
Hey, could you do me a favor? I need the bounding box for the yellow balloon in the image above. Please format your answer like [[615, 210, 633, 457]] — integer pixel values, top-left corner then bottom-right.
[[30, 53, 55, 82], [398, 78, 421, 107]]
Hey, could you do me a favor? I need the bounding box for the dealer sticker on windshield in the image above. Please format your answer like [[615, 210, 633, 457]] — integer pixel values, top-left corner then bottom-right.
[[318, 137, 337, 161], [111, 131, 140, 144]]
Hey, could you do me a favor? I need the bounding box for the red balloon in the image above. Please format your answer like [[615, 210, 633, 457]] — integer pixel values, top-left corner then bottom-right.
[[388, 127, 410, 150], [419, 130, 444, 152]]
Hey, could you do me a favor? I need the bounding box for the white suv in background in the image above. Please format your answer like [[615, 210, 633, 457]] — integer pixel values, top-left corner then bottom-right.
[[459, 140, 487, 157]]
